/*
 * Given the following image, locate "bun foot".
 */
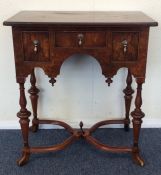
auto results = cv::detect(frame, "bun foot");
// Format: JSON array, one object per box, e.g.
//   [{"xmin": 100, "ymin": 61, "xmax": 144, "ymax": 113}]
[
  {"xmin": 17, "ymin": 151, "xmax": 30, "ymax": 166},
  {"xmin": 30, "ymin": 124, "xmax": 39, "ymax": 133},
  {"xmin": 132, "ymin": 153, "xmax": 145, "ymax": 167},
  {"xmin": 124, "ymin": 124, "xmax": 129, "ymax": 132}
]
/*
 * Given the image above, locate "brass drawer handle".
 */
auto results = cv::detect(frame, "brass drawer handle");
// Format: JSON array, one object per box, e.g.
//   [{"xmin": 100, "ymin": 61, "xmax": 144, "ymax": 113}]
[
  {"xmin": 122, "ymin": 40, "xmax": 128, "ymax": 53},
  {"xmin": 77, "ymin": 33, "xmax": 84, "ymax": 46},
  {"xmin": 33, "ymin": 40, "xmax": 39, "ymax": 53}
]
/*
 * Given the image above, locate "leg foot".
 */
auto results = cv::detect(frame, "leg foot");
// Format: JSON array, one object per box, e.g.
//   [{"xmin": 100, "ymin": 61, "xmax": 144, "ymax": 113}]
[
  {"xmin": 132, "ymin": 152, "xmax": 145, "ymax": 167},
  {"xmin": 30, "ymin": 118, "xmax": 39, "ymax": 133},
  {"xmin": 17, "ymin": 150, "xmax": 30, "ymax": 166},
  {"xmin": 124, "ymin": 124, "xmax": 129, "ymax": 131},
  {"xmin": 30, "ymin": 123, "xmax": 39, "ymax": 133}
]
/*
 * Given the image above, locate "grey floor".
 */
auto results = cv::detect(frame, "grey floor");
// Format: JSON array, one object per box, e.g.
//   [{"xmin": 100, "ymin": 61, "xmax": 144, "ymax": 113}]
[{"xmin": 0, "ymin": 128, "xmax": 161, "ymax": 175}]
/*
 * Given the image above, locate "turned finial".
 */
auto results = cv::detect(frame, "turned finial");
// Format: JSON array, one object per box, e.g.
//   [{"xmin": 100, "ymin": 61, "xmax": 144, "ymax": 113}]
[{"xmin": 79, "ymin": 121, "xmax": 84, "ymax": 134}]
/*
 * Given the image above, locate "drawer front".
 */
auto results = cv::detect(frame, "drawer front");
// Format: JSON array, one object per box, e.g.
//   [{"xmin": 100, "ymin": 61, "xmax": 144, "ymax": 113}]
[
  {"xmin": 22, "ymin": 31, "xmax": 50, "ymax": 61},
  {"xmin": 55, "ymin": 31, "xmax": 106, "ymax": 48},
  {"xmin": 112, "ymin": 32, "xmax": 139, "ymax": 62}
]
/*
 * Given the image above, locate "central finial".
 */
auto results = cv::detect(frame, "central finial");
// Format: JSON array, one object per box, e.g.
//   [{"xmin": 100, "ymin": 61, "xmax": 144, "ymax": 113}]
[{"xmin": 79, "ymin": 121, "xmax": 84, "ymax": 134}]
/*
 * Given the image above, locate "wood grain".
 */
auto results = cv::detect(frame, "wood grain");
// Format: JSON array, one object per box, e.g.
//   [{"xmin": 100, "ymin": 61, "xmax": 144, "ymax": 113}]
[
  {"xmin": 3, "ymin": 11, "xmax": 158, "ymax": 166},
  {"xmin": 3, "ymin": 11, "xmax": 158, "ymax": 26}
]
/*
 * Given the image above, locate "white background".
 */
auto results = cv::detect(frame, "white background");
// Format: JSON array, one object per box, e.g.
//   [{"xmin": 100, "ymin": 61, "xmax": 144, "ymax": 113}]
[{"xmin": 0, "ymin": 0, "xmax": 161, "ymax": 128}]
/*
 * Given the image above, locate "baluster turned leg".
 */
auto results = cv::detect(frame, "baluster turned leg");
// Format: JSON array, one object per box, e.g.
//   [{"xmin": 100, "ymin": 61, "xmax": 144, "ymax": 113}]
[
  {"xmin": 131, "ymin": 79, "xmax": 145, "ymax": 166},
  {"xmin": 28, "ymin": 69, "xmax": 40, "ymax": 132},
  {"xmin": 123, "ymin": 69, "xmax": 134, "ymax": 131},
  {"xmin": 17, "ymin": 78, "xmax": 31, "ymax": 166}
]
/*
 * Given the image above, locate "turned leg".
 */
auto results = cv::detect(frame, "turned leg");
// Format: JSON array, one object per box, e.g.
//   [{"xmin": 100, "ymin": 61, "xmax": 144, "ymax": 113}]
[
  {"xmin": 28, "ymin": 69, "xmax": 40, "ymax": 132},
  {"xmin": 131, "ymin": 78, "xmax": 145, "ymax": 166},
  {"xmin": 123, "ymin": 69, "xmax": 134, "ymax": 131},
  {"xmin": 17, "ymin": 78, "xmax": 31, "ymax": 166}
]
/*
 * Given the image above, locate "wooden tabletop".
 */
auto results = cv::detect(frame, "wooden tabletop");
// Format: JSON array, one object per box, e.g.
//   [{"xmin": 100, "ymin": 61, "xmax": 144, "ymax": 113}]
[{"xmin": 3, "ymin": 11, "xmax": 158, "ymax": 26}]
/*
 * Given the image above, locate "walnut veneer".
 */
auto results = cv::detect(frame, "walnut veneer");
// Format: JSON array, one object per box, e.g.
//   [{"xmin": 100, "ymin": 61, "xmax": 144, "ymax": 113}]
[{"xmin": 3, "ymin": 11, "xmax": 158, "ymax": 166}]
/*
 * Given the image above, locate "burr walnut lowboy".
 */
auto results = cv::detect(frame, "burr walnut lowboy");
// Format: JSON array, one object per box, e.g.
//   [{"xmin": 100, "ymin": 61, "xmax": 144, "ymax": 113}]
[{"xmin": 3, "ymin": 11, "xmax": 158, "ymax": 166}]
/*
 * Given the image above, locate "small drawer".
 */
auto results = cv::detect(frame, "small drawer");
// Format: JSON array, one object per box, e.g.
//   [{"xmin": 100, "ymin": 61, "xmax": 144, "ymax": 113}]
[
  {"xmin": 112, "ymin": 32, "xmax": 139, "ymax": 62},
  {"xmin": 22, "ymin": 31, "xmax": 50, "ymax": 61},
  {"xmin": 55, "ymin": 31, "xmax": 106, "ymax": 48}
]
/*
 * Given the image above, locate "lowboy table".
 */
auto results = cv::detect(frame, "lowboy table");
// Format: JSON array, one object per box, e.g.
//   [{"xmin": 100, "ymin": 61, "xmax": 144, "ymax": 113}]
[{"xmin": 3, "ymin": 11, "xmax": 158, "ymax": 166}]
